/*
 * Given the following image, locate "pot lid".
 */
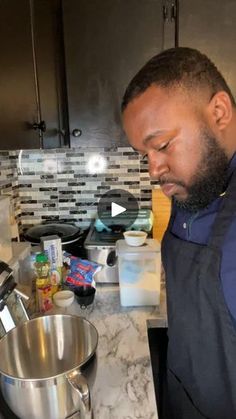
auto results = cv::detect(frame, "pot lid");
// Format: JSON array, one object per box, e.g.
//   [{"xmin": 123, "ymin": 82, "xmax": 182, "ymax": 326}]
[{"xmin": 24, "ymin": 223, "xmax": 82, "ymax": 244}]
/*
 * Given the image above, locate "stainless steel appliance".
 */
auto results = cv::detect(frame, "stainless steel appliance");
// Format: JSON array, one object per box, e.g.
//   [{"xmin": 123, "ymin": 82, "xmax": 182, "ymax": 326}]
[
  {"xmin": 84, "ymin": 224, "xmax": 122, "ymax": 283},
  {"xmin": 0, "ymin": 261, "xmax": 29, "ymax": 334},
  {"xmin": 84, "ymin": 210, "xmax": 153, "ymax": 283},
  {"xmin": 0, "ymin": 314, "xmax": 98, "ymax": 419}
]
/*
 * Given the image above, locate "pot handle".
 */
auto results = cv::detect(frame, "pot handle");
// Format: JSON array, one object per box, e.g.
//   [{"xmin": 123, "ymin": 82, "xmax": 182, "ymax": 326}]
[{"xmin": 66, "ymin": 369, "xmax": 92, "ymax": 419}]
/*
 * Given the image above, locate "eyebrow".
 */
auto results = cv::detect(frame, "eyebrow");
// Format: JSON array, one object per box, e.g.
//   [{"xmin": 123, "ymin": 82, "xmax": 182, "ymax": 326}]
[
  {"xmin": 131, "ymin": 129, "xmax": 172, "ymax": 153},
  {"xmin": 143, "ymin": 129, "xmax": 169, "ymax": 145}
]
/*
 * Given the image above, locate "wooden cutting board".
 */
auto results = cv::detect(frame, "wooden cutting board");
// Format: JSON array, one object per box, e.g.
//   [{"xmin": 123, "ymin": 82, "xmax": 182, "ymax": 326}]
[{"xmin": 152, "ymin": 188, "xmax": 171, "ymax": 241}]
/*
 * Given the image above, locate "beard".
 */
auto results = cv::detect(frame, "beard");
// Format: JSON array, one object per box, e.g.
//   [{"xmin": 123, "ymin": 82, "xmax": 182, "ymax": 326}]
[{"xmin": 171, "ymin": 127, "xmax": 229, "ymax": 212}]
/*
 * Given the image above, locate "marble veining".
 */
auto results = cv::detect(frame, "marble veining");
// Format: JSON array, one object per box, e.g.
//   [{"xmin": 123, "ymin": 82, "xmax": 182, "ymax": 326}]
[{"xmin": 53, "ymin": 284, "xmax": 167, "ymax": 419}]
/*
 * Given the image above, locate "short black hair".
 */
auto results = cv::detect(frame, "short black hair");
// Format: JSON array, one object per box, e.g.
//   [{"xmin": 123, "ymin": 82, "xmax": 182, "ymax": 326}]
[{"xmin": 121, "ymin": 47, "xmax": 235, "ymax": 111}]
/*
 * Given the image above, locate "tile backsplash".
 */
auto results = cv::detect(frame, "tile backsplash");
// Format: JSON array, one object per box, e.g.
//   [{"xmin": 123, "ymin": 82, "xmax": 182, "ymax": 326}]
[{"xmin": 0, "ymin": 147, "xmax": 158, "ymax": 231}]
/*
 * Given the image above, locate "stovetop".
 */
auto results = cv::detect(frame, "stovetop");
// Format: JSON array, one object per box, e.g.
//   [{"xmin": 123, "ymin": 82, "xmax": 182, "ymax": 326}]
[
  {"xmin": 84, "ymin": 225, "xmax": 124, "ymax": 247},
  {"xmin": 84, "ymin": 222, "xmax": 153, "ymax": 248},
  {"xmin": 94, "ymin": 209, "xmax": 153, "ymax": 233}
]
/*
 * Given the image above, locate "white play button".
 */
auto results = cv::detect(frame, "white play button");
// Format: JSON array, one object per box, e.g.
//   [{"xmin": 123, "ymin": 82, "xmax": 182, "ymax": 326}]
[
  {"xmin": 111, "ymin": 202, "xmax": 126, "ymax": 217},
  {"xmin": 97, "ymin": 189, "xmax": 139, "ymax": 230}
]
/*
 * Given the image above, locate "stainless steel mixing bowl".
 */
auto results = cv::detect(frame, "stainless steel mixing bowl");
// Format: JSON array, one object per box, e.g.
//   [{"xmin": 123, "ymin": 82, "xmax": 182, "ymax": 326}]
[{"xmin": 0, "ymin": 314, "xmax": 98, "ymax": 419}]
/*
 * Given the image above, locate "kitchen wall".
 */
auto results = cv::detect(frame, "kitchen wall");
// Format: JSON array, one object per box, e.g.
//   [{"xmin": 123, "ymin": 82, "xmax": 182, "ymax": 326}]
[
  {"xmin": 0, "ymin": 151, "xmax": 21, "ymax": 222},
  {"xmin": 0, "ymin": 148, "xmax": 158, "ymax": 232}
]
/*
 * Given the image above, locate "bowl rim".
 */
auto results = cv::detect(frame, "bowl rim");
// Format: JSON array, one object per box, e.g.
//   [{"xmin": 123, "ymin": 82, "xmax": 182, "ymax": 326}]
[
  {"xmin": 123, "ymin": 230, "xmax": 147, "ymax": 237},
  {"xmin": 0, "ymin": 314, "xmax": 98, "ymax": 381},
  {"xmin": 53, "ymin": 290, "xmax": 74, "ymax": 301}
]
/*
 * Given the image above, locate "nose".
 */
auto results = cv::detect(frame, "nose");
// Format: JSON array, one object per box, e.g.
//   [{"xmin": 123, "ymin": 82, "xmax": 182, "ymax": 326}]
[{"xmin": 148, "ymin": 150, "xmax": 169, "ymax": 180}]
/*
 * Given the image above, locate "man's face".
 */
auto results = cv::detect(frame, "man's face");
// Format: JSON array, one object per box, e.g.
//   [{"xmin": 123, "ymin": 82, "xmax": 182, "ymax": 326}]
[{"xmin": 122, "ymin": 85, "xmax": 229, "ymax": 211}]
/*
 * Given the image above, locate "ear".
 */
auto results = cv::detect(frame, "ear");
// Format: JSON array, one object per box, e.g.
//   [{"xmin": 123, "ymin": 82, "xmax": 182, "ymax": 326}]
[{"xmin": 208, "ymin": 91, "xmax": 233, "ymax": 131}]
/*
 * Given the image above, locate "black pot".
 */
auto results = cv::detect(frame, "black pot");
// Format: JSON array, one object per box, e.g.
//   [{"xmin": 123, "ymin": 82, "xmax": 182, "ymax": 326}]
[{"xmin": 24, "ymin": 223, "xmax": 88, "ymax": 257}]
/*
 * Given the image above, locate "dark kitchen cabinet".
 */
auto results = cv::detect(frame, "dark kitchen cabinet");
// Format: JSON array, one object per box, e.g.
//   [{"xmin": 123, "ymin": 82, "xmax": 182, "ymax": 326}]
[
  {"xmin": 61, "ymin": 0, "xmax": 236, "ymax": 148},
  {"xmin": 62, "ymin": 0, "xmax": 175, "ymax": 147},
  {"xmin": 178, "ymin": 0, "xmax": 236, "ymax": 99},
  {"xmin": 0, "ymin": 0, "xmax": 69, "ymax": 150}
]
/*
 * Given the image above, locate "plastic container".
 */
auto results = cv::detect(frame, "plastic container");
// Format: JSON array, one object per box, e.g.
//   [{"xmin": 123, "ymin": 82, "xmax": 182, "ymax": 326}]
[
  {"xmin": 41, "ymin": 235, "xmax": 63, "ymax": 293},
  {"xmin": 9, "ymin": 242, "xmax": 32, "ymax": 284},
  {"xmin": 116, "ymin": 239, "xmax": 161, "ymax": 307}
]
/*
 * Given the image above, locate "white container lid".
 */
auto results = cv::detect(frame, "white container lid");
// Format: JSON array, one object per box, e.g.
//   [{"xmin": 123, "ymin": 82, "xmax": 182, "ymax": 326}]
[{"xmin": 116, "ymin": 239, "xmax": 160, "ymax": 255}]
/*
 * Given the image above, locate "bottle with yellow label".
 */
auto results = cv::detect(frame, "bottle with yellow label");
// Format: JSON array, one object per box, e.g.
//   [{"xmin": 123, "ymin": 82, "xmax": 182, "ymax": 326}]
[{"xmin": 34, "ymin": 253, "xmax": 53, "ymax": 312}]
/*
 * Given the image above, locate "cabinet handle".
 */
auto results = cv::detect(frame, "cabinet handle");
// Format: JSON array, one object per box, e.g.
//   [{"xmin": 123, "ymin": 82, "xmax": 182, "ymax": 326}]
[
  {"xmin": 72, "ymin": 128, "xmax": 82, "ymax": 137},
  {"xmin": 32, "ymin": 120, "xmax": 46, "ymax": 132},
  {"xmin": 163, "ymin": 5, "xmax": 168, "ymax": 21},
  {"xmin": 171, "ymin": 3, "xmax": 176, "ymax": 21}
]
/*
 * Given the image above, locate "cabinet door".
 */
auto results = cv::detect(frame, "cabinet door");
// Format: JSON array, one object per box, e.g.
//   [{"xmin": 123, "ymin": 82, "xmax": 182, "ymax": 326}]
[
  {"xmin": 63, "ymin": 0, "xmax": 167, "ymax": 148},
  {"xmin": 33, "ymin": 0, "xmax": 70, "ymax": 149},
  {"xmin": 178, "ymin": 0, "xmax": 236, "ymax": 98},
  {"xmin": 0, "ymin": 0, "xmax": 69, "ymax": 150},
  {"xmin": 0, "ymin": 0, "xmax": 39, "ymax": 149}
]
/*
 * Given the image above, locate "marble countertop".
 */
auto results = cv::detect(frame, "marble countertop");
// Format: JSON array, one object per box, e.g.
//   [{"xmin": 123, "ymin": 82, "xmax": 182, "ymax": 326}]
[
  {"xmin": 0, "ymin": 242, "xmax": 169, "ymax": 418},
  {"xmin": 48, "ymin": 283, "xmax": 167, "ymax": 419},
  {"xmin": 2, "ymin": 273, "xmax": 167, "ymax": 419}
]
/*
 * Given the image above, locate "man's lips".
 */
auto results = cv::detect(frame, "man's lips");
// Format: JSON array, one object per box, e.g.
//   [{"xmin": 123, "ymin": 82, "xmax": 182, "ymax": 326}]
[{"xmin": 160, "ymin": 183, "xmax": 180, "ymax": 197}]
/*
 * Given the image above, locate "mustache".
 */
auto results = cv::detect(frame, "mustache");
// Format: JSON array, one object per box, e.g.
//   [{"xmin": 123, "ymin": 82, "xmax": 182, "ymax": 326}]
[{"xmin": 152, "ymin": 177, "xmax": 186, "ymax": 188}]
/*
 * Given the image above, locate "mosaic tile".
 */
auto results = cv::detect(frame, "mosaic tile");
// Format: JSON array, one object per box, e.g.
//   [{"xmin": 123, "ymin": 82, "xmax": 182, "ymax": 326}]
[{"xmin": 0, "ymin": 147, "xmax": 155, "ymax": 228}]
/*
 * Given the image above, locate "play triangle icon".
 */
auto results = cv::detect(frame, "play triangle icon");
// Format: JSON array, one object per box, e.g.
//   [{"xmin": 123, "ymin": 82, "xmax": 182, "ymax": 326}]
[{"xmin": 111, "ymin": 202, "xmax": 126, "ymax": 217}]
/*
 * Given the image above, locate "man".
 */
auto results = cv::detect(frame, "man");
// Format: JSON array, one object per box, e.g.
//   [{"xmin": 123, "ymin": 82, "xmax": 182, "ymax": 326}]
[{"xmin": 121, "ymin": 47, "xmax": 236, "ymax": 419}]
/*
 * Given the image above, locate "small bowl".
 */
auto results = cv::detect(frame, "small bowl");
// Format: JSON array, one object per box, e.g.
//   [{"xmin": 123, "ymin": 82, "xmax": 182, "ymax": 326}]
[
  {"xmin": 123, "ymin": 230, "xmax": 147, "ymax": 246},
  {"xmin": 74, "ymin": 286, "xmax": 96, "ymax": 308},
  {"xmin": 53, "ymin": 290, "xmax": 74, "ymax": 308}
]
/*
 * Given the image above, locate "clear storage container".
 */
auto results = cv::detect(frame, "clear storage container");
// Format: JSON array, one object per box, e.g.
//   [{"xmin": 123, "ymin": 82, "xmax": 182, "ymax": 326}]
[{"xmin": 116, "ymin": 239, "xmax": 161, "ymax": 307}]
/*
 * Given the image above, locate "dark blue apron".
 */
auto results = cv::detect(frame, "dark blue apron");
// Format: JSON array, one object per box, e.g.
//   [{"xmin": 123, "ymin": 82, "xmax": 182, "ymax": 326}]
[{"xmin": 161, "ymin": 170, "xmax": 236, "ymax": 419}]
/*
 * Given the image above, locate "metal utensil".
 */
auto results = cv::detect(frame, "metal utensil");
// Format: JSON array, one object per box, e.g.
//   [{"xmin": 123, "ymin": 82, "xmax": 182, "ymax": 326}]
[{"xmin": 0, "ymin": 261, "xmax": 30, "ymax": 333}]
